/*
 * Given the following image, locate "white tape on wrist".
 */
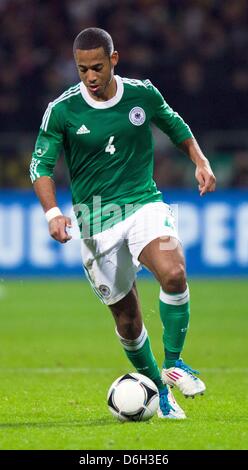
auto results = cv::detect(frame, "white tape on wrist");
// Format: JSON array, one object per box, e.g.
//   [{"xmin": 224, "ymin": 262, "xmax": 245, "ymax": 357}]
[{"xmin": 45, "ymin": 207, "xmax": 62, "ymax": 223}]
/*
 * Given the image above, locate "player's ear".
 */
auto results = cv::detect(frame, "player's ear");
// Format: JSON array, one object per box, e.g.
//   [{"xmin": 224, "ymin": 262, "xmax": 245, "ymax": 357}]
[{"xmin": 110, "ymin": 51, "xmax": 119, "ymax": 67}]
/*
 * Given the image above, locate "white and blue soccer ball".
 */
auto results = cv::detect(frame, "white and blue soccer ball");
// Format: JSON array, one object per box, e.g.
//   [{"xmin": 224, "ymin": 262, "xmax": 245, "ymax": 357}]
[{"xmin": 107, "ymin": 373, "xmax": 159, "ymax": 422}]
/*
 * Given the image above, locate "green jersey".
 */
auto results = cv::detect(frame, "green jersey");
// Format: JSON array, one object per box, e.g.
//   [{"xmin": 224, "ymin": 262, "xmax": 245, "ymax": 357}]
[{"xmin": 30, "ymin": 75, "xmax": 193, "ymax": 237}]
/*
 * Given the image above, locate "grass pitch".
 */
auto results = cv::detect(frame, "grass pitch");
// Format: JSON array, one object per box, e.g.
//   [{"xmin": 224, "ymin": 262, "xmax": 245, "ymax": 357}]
[{"xmin": 0, "ymin": 279, "xmax": 247, "ymax": 450}]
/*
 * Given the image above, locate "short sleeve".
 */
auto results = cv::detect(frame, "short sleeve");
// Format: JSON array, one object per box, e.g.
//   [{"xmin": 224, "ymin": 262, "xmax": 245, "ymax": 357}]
[
  {"xmin": 148, "ymin": 82, "xmax": 193, "ymax": 145},
  {"xmin": 30, "ymin": 105, "xmax": 63, "ymax": 183}
]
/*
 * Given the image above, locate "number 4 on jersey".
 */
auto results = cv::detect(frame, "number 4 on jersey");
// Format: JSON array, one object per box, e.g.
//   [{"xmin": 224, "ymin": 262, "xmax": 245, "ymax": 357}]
[{"xmin": 105, "ymin": 136, "xmax": 116, "ymax": 155}]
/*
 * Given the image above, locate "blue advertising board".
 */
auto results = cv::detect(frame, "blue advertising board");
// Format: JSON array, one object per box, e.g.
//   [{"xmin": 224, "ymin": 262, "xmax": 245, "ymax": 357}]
[{"xmin": 0, "ymin": 190, "xmax": 247, "ymax": 277}]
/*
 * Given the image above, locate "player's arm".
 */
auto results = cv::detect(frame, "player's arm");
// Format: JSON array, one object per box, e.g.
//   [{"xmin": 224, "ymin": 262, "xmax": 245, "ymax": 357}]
[
  {"xmin": 30, "ymin": 106, "xmax": 72, "ymax": 243},
  {"xmin": 33, "ymin": 176, "xmax": 72, "ymax": 243},
  {"xmin": 150, "ymin": 83, "xmax": 216, "ymax": 196},
  {"xmin": 178, "ymin": 137, "xmax": 216, "ymax": 196}
]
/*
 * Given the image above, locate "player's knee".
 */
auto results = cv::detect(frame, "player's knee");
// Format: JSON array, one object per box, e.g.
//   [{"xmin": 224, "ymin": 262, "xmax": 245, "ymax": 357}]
[{"xmin": 160, "ymin": 264, "xmax": 187, "ymax": 293}]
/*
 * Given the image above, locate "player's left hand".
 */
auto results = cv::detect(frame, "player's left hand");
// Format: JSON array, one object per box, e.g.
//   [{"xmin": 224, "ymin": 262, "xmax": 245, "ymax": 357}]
[{"xmin": 195, "ymin": 163, "xmax": 216, "ymax": 196}]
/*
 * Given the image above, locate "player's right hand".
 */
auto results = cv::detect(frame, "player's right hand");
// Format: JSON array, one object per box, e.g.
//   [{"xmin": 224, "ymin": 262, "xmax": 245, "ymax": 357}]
[{"xmin": 49, "ymin": 215, "xmax": 72, "ymax": 243}]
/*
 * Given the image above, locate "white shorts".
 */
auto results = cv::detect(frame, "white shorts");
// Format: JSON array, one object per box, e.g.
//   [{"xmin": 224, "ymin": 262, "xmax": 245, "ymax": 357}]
[{"xmin": 81, "ymin": 201, "xmax": 179, "ymax": 305}]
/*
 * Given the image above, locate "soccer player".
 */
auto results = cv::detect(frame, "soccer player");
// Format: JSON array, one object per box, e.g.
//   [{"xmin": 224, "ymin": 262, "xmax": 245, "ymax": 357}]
[{"xmin": 30, "ymin": 28, "xmax": 216, "ymax": 419}]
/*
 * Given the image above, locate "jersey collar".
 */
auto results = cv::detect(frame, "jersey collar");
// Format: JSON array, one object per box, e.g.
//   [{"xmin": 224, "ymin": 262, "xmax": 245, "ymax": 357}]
[{"xmin": 80, "ymin": 75, "xmax": 124, "ymax": 109}]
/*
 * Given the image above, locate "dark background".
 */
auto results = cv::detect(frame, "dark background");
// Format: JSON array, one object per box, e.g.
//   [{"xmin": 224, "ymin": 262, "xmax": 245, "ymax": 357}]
[{"xmin": 0, "ymin": 0, "xmax": 248, "ymax": 190}]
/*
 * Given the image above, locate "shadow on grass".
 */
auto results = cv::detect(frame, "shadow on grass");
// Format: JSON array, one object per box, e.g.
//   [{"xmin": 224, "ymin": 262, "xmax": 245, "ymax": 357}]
[{"xmin": 0, "ymin": 418, "xmax": 119, "ymax": 428}]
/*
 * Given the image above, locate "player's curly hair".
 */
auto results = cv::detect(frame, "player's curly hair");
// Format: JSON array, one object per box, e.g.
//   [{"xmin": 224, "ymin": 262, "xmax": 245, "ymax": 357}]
[{"xmin": 73, "ymin": 28, "xmax": 114, "ymax": 57}]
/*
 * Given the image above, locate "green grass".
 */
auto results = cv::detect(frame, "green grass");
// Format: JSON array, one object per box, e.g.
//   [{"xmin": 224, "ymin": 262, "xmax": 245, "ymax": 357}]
[{"xmin": 0, "ymin": 279, "xmax": 247, "ymax": 450}]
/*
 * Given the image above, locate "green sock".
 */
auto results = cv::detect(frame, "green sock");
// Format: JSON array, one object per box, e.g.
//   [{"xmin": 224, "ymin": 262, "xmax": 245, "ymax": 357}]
[
  {"xmin": 159, "ymin": 285, "xmax": 190, "ymax": 369},
  {"xmin": 116, "ymin": 325, "xmax": 164, "ymax": 391}
]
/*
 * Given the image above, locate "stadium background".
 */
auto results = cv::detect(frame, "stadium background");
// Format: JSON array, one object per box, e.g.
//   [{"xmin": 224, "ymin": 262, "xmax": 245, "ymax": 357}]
[
  {"xmin": 1, "ymin": 0, "xmax": 248, "ymax": 277},
  {"xmin": 0, "ymin": 0, "xmax": 247, "ymax": 451}
]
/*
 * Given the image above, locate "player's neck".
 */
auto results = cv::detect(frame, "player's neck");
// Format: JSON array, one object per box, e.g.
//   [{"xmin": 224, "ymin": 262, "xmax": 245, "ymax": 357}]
[{"xmin": 105, "ymin": 77, "xmax": 117, "ymax": 100}]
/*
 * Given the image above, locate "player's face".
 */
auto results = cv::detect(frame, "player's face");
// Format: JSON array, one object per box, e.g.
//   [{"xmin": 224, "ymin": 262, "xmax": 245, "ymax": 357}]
[{"xmin": 74, "ymin": 47, "xmax": 119, "ymax": 100}]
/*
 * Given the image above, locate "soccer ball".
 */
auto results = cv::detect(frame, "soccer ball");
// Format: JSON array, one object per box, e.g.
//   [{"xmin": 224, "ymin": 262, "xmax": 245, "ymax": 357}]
[{"xmin": 107, "ymin": 373, "xmax": 159, "ymax": 422}]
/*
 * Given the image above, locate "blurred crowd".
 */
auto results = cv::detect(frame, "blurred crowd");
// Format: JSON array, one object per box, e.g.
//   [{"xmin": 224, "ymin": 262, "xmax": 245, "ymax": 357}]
[{"xmin": 0, "ymin": 0, "xmax": 248, "ymax": 189}]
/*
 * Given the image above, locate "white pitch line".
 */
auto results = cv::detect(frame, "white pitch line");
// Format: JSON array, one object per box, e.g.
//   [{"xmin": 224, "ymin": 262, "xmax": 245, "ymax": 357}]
[{"xmin": 0, "ymin": 367, "xmax": 247, "ymax": 374}]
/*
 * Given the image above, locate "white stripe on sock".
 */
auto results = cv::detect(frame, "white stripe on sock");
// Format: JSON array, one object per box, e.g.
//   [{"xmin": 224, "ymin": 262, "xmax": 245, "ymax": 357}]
[
  {"xmin": 115, "ymin": 324, "xmax": 148, "ymax": 351},
  {"xmin": 159, "ymin": 285, "xmax": 190, "ymax": 305}
]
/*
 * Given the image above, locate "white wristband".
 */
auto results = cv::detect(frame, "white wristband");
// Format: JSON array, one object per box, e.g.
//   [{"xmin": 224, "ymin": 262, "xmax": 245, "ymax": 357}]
[{"xmin": 45, "ymin": 207, "xmax": 62, "ymax": 223}]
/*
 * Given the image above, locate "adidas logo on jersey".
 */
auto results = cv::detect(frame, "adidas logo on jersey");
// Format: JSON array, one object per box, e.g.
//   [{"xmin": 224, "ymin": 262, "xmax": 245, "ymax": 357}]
[{"xmin": 76, "ymin": 124, "xmax": 90, "ymax": 134}]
